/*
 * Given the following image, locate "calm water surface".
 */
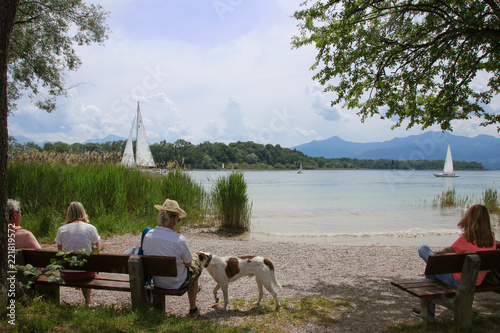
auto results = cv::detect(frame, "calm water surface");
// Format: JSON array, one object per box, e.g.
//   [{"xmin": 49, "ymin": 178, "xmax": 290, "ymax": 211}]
[{"xmin": 188, "ymin": 170, "xmax": 500, "ymax": 247}]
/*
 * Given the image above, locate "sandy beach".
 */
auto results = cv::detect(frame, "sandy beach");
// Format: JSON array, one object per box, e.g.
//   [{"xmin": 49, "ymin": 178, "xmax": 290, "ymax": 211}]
[{"xmin": 52, "ymin": 229, "xmax": 500, "ymax": 332}]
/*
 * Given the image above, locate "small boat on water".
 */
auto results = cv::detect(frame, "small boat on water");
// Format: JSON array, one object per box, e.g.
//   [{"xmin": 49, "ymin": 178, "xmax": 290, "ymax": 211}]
[
  {"xmin": 121, "ymin": 102, "xmax": 156, "ymax": 168},
  {"xmin": 297, "ymin": 162, "xmax": 302, "ymax": 174},
  {"xmin": 434, "ymin": 144, "xmax": 459, "ymax": 177}
]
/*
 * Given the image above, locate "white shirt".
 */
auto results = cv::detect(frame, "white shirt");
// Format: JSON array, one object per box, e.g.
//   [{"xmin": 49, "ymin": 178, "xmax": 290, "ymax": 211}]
[
  {"xmin": 142, "ymin": 226, "xmax": 193, "ymax": 289},
  {"xmin": 55, "ymin": 222, "xmax": 101, "ymax": 252}
]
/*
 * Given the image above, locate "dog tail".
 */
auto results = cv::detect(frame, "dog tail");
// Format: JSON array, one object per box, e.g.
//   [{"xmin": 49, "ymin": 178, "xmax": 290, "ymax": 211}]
[
  {"xmin": 264, "ymin": 258, "xmax": 282, "ymax": 289},
  {"xmin": 271, "ymin": 270, "xmax": 282, "ymax": 290}
]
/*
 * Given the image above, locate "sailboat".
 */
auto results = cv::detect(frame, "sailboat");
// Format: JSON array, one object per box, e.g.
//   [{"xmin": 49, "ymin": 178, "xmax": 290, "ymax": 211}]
[
  {"xmin": 297, "ymin": 162, "xmax": 303, "ymax": 174},
  {"xmin": 433, "ymin": 144, "xmax": 458, "ymax": 177},
  {"xmin": 121, "ymin": 102, "xmax": 156, "ymax": 168}
]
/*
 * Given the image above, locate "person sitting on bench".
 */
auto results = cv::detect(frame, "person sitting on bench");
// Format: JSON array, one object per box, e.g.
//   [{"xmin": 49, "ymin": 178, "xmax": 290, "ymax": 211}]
[
  {"xmin": 142, "ymin": 199, "xmax": 204, "ymax": 319},
  {"xmin": 8, "ymin": 199, "xmax": 41, "ymax": 249},
  {"xmin": 413, "ymin": 204, "xmax": 500, "ymax": 315},
  {"xmin": 55, "ymin": 201, "xmax": 101, "ymax": 306}
]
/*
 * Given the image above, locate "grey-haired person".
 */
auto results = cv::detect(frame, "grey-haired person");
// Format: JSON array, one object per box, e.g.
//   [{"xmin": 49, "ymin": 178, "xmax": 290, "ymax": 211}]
[
  {"xmin": 7, "ymin": 199, "xmax": 41, "ymax": 249},
  {"xmin": 142, "ymin": 199, "xmax": 203, "ymax": 319}
]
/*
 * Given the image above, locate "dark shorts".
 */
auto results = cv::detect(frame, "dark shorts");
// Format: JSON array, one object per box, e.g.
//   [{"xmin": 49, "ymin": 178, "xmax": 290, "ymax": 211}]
[{"xmin": 179, "ymin": 254, "xmax": 203, "ymax": 289}]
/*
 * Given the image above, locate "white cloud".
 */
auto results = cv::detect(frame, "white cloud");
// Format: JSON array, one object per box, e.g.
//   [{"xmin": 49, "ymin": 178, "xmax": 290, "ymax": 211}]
[{"xmin": 7, "ymin": 0, "xmax": 500, "ymax": 148}]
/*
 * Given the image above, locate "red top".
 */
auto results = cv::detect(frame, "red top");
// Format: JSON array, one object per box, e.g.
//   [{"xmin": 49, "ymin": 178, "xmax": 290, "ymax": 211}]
[
  {"xmin": 13, "ymin": 227, "xmax": 41, "ymax": 250},
  {"xmin": 452, "ymin": 234, "xmax": 496, "ymax": 285}
]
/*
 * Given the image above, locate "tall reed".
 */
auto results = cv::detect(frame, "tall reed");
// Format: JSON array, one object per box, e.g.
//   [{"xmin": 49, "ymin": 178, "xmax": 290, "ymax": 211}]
[
  {"xmin": 432, "ymin": 188, "xmax": 470, "ymax": 209},
  {"xmin": 7, "ymin": 161, "xmax": 207, "ymax": 240},
  {"xmin": 212, "ymin": 171, "xmax": 252, "ymax": 233},
  {"xmin": 482, "ymin": 188, "xmax": 499, "ymax": 214}
]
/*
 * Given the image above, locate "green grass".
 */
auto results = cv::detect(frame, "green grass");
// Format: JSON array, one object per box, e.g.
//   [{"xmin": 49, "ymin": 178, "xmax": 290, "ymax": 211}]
[
  {"xmin": 0, "ymin": 298, "xmax": 247, "ymax": 333},
  {"xmin": 3, "ymin": 296, "xmax": 499, "ymax": 333},
  {"xmin": 0, "ymin": 296, "xmax": 352, "ymax": 333}
]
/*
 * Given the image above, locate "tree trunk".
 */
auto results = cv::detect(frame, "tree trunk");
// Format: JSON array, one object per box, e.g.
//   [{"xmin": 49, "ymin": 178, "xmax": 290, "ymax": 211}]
[{"xmin": 0, "ymin": 0, "xmax": 19, "ymax": 299}]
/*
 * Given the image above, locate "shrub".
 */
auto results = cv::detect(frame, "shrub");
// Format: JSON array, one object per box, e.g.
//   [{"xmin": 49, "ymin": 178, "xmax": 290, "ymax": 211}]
[{"xmin": 212, "ymin": 171, "xmax": 252, "ymax": 233}]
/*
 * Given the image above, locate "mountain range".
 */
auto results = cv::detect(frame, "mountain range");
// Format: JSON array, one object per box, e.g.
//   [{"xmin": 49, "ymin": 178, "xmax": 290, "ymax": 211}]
[{"xmin": 293, "ymin": 131, "xmax": 500, "ymax": 170}]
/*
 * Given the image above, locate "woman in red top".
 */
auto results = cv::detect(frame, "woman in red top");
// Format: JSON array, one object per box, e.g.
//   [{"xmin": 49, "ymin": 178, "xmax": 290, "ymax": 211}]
[
  {"xmin": 413, "ymin": 204, "xmax": 500, "ymax": 316},
  {"xmin": 418, "ymin": 204, "xmax": 499, "ymax": 287}
]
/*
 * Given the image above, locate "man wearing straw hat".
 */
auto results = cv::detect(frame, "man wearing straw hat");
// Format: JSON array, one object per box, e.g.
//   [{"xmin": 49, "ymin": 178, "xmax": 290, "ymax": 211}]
[{"xmin": 142, "ymin": 199, "xmax": 203, "ymax": 319}]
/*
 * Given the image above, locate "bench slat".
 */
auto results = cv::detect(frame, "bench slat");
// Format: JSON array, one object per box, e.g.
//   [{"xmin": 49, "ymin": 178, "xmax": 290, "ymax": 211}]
[
  {"xmin": 392, "ymin": 279, "xmax": 457, "ymax": 298},
  {"xmin": 152, "ymin": 286, "xmax": 189, "ymax": 296},
  {"xmin": 425, "ymin": 250, "xmax": 500, "ymax": 275},
  {"xmin": 36, "ymin": 274, "xmax": 131, "ymax": 291},
  {"xmin": 392, "ymin": 278, "xmax": 500, "ymax": 298},
  {"xmin": 21, "ymin": 249, "xmax": 130, "ymax": 274},
  {"xmin": 141, "ymin": 256, "xmax": 178, "ymax": 277}
]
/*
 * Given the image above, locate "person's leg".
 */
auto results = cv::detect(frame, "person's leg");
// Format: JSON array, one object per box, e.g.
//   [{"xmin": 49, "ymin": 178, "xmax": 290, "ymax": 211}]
[
  {"xmin": 188, "ymin": 278, "xmax": 199, "ymax": 310},
  {"xmin": 435, "ymin": 273, "xmax": 459, "ymax": 287},
  {"xmin": 82, "ymin": 288, "xmax": 92, "ymax": 305},
  {"xmin": 418, "ymin": 245, "xmax": 459, "ymax": 287},
  {"xmin": 418, "ymin": 244, "xmax": 434, "ymax": 263},
  {"xmin": 181, "ymin": 255, "xmax": 204, "ymax": 317}
]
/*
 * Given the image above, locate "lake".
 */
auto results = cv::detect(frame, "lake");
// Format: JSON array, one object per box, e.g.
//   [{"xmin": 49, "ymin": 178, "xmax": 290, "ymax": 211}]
[{"xmin": 188, "ymin": 169, "xmax": 500, "ymax": 247}]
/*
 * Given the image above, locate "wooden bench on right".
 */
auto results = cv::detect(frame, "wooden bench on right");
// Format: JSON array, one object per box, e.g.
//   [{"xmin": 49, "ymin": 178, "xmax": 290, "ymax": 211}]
[{"xmin": 391, "ymin": 250, "xmax": 500, "ymax": 329}]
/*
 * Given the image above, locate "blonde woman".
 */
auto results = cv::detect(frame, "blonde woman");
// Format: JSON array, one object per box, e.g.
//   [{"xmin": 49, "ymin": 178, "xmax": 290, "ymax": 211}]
[
  {"xmin": 413, "ymin": 204, "xmax": 500, "ymax": 315},
  {"xmin": 55, "ymin": 201, "xmax": 100, "ymax": 306}
]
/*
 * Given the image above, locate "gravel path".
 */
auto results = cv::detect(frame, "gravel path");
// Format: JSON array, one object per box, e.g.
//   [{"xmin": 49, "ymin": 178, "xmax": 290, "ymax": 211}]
[{"xmin": 51, "ymin": 229, "xmax": 500, "ymax": 332}]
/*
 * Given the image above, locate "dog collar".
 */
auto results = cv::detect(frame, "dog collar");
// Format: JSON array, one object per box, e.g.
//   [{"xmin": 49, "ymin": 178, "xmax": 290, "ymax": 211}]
[{"xmin": 204, "ymin": 254, "xmax": 212, "ymax": 268}]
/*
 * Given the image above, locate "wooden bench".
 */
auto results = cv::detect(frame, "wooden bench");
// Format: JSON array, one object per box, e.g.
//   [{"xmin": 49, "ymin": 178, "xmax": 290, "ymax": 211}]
[
  {"xmin": 15, "ymin": 248, "xmax": 189, "ymax": 311},
  {"xmin": 391, "ymin": 250, "xmax": 500, "ymax": 328}
]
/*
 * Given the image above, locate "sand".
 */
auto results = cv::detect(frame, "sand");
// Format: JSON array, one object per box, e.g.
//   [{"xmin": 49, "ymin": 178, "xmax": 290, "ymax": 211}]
[{"xmin": 52, "ymin": 229, "xmax": 500, "ymax": 332}]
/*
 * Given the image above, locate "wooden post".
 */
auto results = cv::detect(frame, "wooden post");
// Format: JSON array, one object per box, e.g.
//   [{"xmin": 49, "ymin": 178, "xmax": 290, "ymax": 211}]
[
  {"xmin": 420, "ymin": 298, "xmax": 436, "ymax": 322},
  {"xmin": 128, "ymin": 255, "xmax": 147, "ymax": 310},
  {"xmin": 454, "ymin": 254, "xmax": 480, "ymax": 329}
]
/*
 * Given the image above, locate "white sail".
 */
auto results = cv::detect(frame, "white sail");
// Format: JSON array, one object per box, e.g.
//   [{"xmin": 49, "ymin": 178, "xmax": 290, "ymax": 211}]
[
  {"xmin": 433, "ymin": 144, "xmax": 458, "ymax": 177},
  {"xmin": 443, "ymin": 144, "xmax": 454, "ymax": 174},
  {"xmin": 135, "ymin": 103, "xmax": 156, "ymax": 168},
  {"xmin": 121, "ymin": 102, "xmax": 155, "ymax": 168},
  {"xmin": 121, "ymin": 115, "xmax": 136, "ymax": 168}
]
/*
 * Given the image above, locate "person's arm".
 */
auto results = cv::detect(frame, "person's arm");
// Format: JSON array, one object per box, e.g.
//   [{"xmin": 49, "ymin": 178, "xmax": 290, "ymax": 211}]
[
  {"xmin": 437, "ymin": 246, "xmax": 456, "ymax": 254},
  {"xmin": 184, "ymin": 262, "xmax": 192, "ymax": 267}
]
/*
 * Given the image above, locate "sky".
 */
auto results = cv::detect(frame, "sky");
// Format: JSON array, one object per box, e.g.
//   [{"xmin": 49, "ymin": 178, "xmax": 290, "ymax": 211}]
[{"xmin": 7, "ymin": 0, "xmax": 500, "ymax": 148}]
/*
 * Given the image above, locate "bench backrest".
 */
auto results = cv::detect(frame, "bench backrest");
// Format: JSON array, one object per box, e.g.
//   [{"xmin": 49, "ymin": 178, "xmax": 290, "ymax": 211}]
[
  {"xmin": 425, "ymin": 250, "xmax": 500, "ymax": 275},
  {"xmin": 17, "ymin": 249, "xmax": 178, "ymax": 277}
]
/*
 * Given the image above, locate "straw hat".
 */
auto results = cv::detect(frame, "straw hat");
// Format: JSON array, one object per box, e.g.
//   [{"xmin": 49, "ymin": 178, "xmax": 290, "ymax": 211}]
[{"xmin": 154, "ymin": 199, "xmax": 186, "ymax": 218}]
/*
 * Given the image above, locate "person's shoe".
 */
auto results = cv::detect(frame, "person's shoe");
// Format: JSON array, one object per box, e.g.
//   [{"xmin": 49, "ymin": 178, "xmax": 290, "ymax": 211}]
[
  {"xmin": 412, "ymin": 307, "xmax": 421, "ymax": 316},
  {"xmin": 188, "ymin": 307, "xmax": 200, "ymax": 319}
]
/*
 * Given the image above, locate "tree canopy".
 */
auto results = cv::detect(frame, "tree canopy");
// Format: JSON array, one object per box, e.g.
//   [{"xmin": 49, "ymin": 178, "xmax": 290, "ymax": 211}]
[
  {"xmin": 8, "ymin": 0, "xmax": 109, "ymax": 112},
  {"xmin": 292, "ymin": 0, "xmax": 500, "ymax": 131}
]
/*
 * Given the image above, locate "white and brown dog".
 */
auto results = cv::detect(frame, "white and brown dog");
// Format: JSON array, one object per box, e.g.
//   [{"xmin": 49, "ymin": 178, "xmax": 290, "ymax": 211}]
[{"xmin": 197, "ymin": 252, "xmax": 282, "ymax": 311}]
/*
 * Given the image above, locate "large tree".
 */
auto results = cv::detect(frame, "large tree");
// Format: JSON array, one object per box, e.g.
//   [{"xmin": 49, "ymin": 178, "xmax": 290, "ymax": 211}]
[
  {"xmin": 1, "ymin": 0, "xmax": 109, "ymax": 296},
  {"xmin": 292, "ymin": 0, "xmax": 500, "ymax": 131},
  {"xmin": 0, "ymin": 0, "xmax": 19, "ymax": 299}
]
